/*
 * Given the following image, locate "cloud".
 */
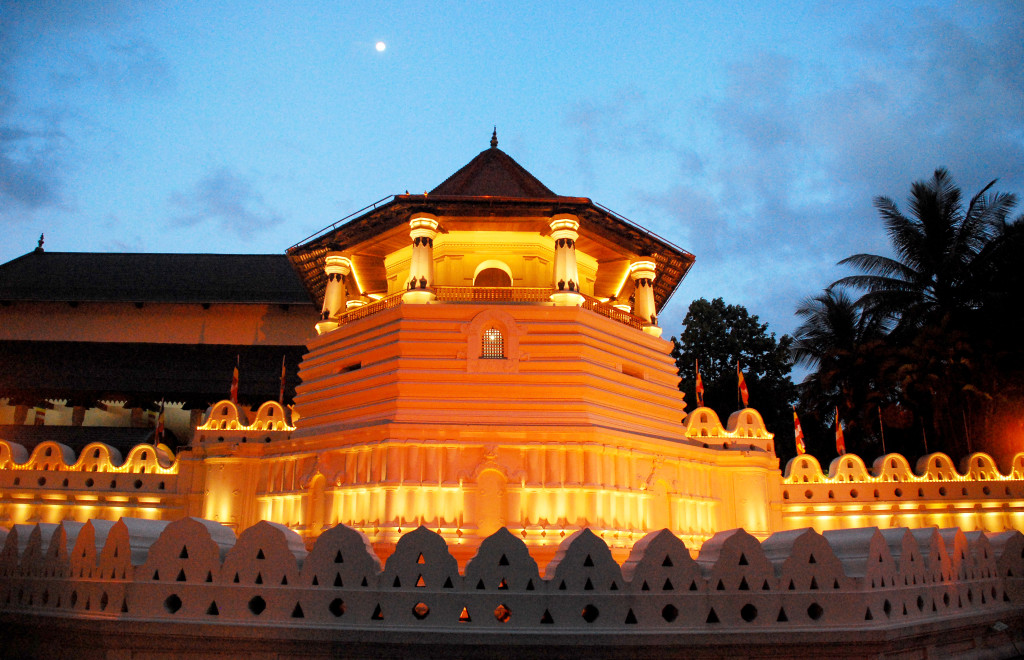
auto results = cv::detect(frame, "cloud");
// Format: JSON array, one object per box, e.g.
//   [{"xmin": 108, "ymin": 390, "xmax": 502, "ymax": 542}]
[
  {"xmin": 169, "ymin": 168, "xmax": 284, "ymax": 236},
  {"xmin": 49, "ymin": 38, "xmax": 174, "ymax": 97},
  {"xmin": 563, "ymin": 9, "xmax": 1024, "ymax": 341},
  {"xmin": 0, "ymin": 116, "xmax": 68, "ymax": 214},
  {"xmin": 0, "ymin": 1, "xmax": 172, "ymax": 221}
]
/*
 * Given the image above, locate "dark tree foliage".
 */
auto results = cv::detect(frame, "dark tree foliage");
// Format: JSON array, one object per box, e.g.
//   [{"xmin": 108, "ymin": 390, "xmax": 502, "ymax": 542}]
[
  {"xmin": 792, "ymin": 289, "xmax": 887, "ymax": 460},
  {"xmin": 671, "ymin": 298, "xmax": 798, "ymax": 462},
  {"xmin": 811, "ymin": 169, "xmax": 1024, "ymax": 463}
]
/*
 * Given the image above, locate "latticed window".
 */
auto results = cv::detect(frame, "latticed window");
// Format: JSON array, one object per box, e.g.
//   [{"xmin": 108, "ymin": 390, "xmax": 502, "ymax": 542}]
[{"xmin": 482, "ymin": 328, "xmax": 504, "ymax": 359}]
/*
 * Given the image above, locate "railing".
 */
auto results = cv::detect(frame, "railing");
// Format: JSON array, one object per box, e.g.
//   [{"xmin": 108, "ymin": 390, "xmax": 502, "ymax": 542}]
[
  {"xmin": 288, "ymin": 196, "xmax": 394, "ymax": 249},
  {"xmin": 335, "ymin": 292, "xmax": 403, "ymax": 325},
  {"xmin": 580, "ymin": 293, "xmax": 648, "ymax": 331},
  {"xmin": 433, "ymin": 286, "xmax": 552, "ymax": 303},
  {"xmin": 332, "ymin": 287, "xmax": 650, "ymax": 332}
]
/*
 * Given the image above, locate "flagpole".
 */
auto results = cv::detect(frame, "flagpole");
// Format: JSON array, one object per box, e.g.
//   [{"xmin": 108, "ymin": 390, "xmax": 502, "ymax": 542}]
[
  {"xmin": 279, "ymin": 355, "xmax": 287, "ymax": 405},
  {"xmin": 878, "ymin": 406, "xmax": 886, "ymax": 455}
]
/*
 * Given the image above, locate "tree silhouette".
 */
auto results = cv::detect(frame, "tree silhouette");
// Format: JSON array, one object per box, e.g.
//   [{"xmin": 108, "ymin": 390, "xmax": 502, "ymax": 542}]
[
  {"xmin": 672, "ymin": 298, "xmax": 797, "ymax": 461},
  {"xmin": 828, "ymin": 169, "xmax": 1022, "ymax": 460}
]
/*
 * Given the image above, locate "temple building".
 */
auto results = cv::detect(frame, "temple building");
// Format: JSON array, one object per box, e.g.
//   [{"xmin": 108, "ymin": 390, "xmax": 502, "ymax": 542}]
[
  {"xmin": 0, "ymin": 249, "xmax": 317, "ymax": 449},
  {"xmin": 2, "ymin": 134, "xmax": 1024, "ymax": 568},
  {"xmin": 4, "ymin": 134, "xmax": 1024, "ymax": 656}
]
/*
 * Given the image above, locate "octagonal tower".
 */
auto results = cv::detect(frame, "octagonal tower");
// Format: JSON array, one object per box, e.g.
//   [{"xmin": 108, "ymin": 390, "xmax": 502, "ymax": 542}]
[{"xmin": 254, "ymin": 134, "xmax": 783, "ymax": 564}]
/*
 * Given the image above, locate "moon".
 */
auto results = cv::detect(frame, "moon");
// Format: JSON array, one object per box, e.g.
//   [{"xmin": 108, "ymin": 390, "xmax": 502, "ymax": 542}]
[{"xmin": 375, "ymin": 41, "xmax": 386, "ymax": 52}]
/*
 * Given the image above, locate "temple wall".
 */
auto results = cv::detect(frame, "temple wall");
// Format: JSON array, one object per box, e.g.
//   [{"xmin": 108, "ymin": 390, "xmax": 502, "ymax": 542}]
[
  {"xmin": 1, "ymin": 518, "xmax": 1022, "ymax": 658},
  {"xmin": 0, "ymin": 440, "xmax": 190, "ymax": 527},
  {"xmin": 781, "ymin": 452, "xmax": 1024, "ymax": 535},
  {"xmin": 0, "ymin": 301, "xmax": 316, "ymax": 345},
  {"xmin": 7, "ymin": 404, "xmax": 1024, "ymax": 572},
  {"xmin": 293, "ymin": 302, "xmax": 688, "ymax": 439}
]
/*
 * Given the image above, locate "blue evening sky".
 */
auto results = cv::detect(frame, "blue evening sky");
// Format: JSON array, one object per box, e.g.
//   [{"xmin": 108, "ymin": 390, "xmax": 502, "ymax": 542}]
[{"xmin": 2, "ymin": 1, "xmax": 1022, "ymax": 346}]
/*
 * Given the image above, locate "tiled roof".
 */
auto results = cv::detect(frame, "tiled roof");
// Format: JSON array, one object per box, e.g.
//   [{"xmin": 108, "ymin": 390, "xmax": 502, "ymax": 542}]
[
  {"xmin": 0, "ymin": 251, "xmax": 313, "ymax": 304},
  {"xmin": 430, "ymin": 146, "xmax": 558, "ymax": 198}
]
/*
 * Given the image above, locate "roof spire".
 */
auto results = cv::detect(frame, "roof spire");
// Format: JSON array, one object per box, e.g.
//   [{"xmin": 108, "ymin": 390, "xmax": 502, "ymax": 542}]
[
  {"xmin": 35, "ymin": 233, "xmax": 45, "ymax": 252},
  {"xmin": 490, "ymin": 126, "xmax": 498, "ymax": 148}
]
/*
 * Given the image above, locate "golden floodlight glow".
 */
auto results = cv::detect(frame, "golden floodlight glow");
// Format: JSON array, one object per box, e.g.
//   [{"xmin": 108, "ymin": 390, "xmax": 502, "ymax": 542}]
[
  {"xmin": 628, "ymin": 260, "xmax": 656, "ymax": 276},
  {"xmin": 409, "ymin": 214, "xmax": 439, "ymax": 232}
]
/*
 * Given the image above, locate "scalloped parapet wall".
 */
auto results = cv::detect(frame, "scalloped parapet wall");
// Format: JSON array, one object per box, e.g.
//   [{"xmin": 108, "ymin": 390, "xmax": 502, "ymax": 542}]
[
  {"xmin": 680, "ymin": 406, "xmax": 775, "ymax": 454},
  {"xmin": 195, "ymin": 399, "xmax": 294, "ymax": 444},
  {"xmin": 1, "ymin": 518, "xmax": 1021, "ymax": 643},
  {"xmin": 784, "ymin": 451, "xmax": 1024, "ymax": 484},
  {"xmin": 0, "ymin": 439, "xmax": 183, "ymax": 528},
  {"xmin": 781, "ymin": 451, "xmax": 1024, "ymax": 534}
]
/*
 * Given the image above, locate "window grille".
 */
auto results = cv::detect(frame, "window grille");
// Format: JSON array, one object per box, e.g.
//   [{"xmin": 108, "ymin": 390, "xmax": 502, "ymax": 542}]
[{"xmin": 482, "ymin": 328, "xmax": 504, "ymax": 359}]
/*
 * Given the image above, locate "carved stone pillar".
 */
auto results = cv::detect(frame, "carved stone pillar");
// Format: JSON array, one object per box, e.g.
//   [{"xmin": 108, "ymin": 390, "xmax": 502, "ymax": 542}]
[
  {"xmin": 315, "ymin": 253, "xmax": 352, "ymax": 335},
  {"xmin": 629, "ymin": 258, "xmax": 661, "ymax": 337},
  {"xmin": 549, "ymin": 214, "xmax": 584, "ymax": 306},
  {"xmin": 403, "ymin": 212, "xmax": 439, "ymax": 304}
]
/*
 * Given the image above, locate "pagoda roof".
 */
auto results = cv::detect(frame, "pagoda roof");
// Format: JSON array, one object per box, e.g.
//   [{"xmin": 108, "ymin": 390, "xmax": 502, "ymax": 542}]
[
  {"xmin": 0, "ymin": 251, "xmax": 312, "ymax": 305},
  {"xmin": 288, "ymin": 137, "xmax": 694, "ymax": 312},
  {"xmin": 430, "ymin": 144, "xmax": 558, "ymax": 198}
]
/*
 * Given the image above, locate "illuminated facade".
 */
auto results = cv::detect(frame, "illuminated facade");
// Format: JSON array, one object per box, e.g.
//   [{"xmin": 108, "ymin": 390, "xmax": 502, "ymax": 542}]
[{"xmin": 2, "ymin": 136, "xmax": 1024, "ymax": 571}]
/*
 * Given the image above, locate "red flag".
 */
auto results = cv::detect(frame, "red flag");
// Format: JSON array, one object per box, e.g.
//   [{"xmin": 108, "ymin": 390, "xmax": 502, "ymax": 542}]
[
  {"xmin": 793, "ymin": 406, "xmax": 806, "ymax": 455},
  {"xmin": 33, "ymin": 406, "xmax": 45, "ymax": 426},
  {"xmin": 695, "ymin": 359, "xmax": 704, "ymax": 407},
  {"xmin": 835, "ymin": 406, "xmax": 846, "ymax": 455},
  {"xmin": 279, "ymin": 355, "xmax": 287, "ymax": 405},
  {"xmin": 737, "ymin": 363, "xmax": 749, "ymax": 407},
  {"xmin": 230, "ymin": 360, "xmax": 239, "ymax": 404}
]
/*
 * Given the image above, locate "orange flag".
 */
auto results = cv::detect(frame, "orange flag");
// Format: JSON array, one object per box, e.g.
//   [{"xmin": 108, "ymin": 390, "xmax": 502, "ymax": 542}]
[
  {"xmin": 835, "ymin": 406, "xmax": 846, "ymax": 455},
  {"xmin": 737, "ymin": 362, "xmax": 749, "ymax": 408},
  {"xmin": 695, "ymin": 360, "xmax": 704, "ymax": 407},
  {"xmin": 793, "ymin": 406, "xmax": 806, "ymax": 455},
  {"xmin": 230, "ymin": 356, "xmax": 240, "ymax": 404}
]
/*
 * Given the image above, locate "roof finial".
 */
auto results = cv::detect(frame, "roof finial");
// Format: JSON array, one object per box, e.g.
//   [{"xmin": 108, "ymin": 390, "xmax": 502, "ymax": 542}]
[
  {"xmin": 490, "ymin": 126, "xmax": 498, "ymax": 148},
  {"xmin": 35, "ymin": 233, "xmax": 44, "ymax": 252}
]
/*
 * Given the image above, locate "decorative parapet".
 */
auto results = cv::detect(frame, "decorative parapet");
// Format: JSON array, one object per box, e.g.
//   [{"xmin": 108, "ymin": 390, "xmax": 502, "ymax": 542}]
[
  {"xmin": 781, "ymin": 452, "xmax": 1024, "ymax": 535},
  {"xmin": 0, "ymin": 440, "xmax": 181, "ymax": 530},
  {"xmin": 0, "ymin": 440, "xmax": 176, "ymax": 476},
  {"xmin": 1, "ymin": 517, "xmax": 1021, "ymax": 644},
  {"xmin": 785, "ymin": 451, "xmax": 1024, "ymax": 484},
  {"xmin": 681, "ymin": 407, "xmax": 775, "ymax": 454},
  {"xmin": 195, "ymin": 400, "xmax": 294, "ymax": 443}
]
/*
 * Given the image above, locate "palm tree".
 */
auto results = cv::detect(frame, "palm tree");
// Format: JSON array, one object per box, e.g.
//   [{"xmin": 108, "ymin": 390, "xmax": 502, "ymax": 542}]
[
  {"xmin": 831, "ymin": 169, "xmax": 1019, "ymax": 458},
  {"xmin": 793, "ymin": 288, "xmax": 888, "ymax": 457},
  {"xmin": 834, "ymin": 168, "xmax": 1017, "ymax": 336}
]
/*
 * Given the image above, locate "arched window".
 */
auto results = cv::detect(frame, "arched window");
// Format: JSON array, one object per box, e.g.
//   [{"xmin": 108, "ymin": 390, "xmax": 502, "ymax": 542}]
[
  {"xmin": 482, "ymin": 328, "xmax": 504, "ymax": 359},
  {"xmin": 474, "ymin": 268, "xmax": 512, "ymax": 287}
]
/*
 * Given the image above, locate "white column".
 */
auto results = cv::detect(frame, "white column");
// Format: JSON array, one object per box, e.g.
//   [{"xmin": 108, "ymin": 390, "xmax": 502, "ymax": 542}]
[
  {"xmin": 315, "ymin": 253, "xmax": 351, "ymax": 335},
  {"xmin": 403, "ymin": 212, "xmax": 439, "ymax": 304},
  {"xmin": 629, "ymin": 259, "xmax": 661, "ymax": 337},
  {"xmin": 549, "ymin": 213, "xmax": 584, "ymax": 306}
]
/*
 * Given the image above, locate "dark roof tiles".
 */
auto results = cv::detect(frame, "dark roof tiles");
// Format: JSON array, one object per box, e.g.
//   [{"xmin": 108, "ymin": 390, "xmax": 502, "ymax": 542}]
[
  {"xmin": 430, "ymin": 147, "xmax": 558, "ymax": 199},
  {"xmin": 0, "ymin": 252, "xmax": 312, "ymax": 304}
]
